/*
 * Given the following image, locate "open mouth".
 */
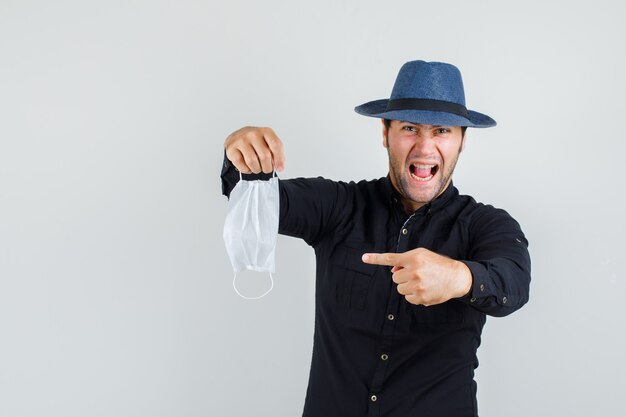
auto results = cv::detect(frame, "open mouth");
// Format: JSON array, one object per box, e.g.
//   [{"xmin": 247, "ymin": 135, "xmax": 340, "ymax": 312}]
[{"xmin": 409, "ymin": 163, "xmax": 439, "ymax": 182}]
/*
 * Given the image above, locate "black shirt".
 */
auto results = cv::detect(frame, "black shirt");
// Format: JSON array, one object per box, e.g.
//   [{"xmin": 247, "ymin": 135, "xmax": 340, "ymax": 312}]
[{"xmin": 221, "ymin": 159, "xmax": 531, "ymax": 417}]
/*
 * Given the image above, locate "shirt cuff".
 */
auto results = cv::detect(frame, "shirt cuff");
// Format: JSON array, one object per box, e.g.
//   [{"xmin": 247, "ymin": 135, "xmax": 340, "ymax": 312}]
[{"xmin": 458, "ymin": 260, "xmax": 509, "ymax": 307}]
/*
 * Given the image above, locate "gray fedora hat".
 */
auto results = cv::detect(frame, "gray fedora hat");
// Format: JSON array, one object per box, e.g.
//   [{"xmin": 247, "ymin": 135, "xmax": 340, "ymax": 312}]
[{"xmin": 355, "ymin": 60, "xmax": 496, "ymax": 128}]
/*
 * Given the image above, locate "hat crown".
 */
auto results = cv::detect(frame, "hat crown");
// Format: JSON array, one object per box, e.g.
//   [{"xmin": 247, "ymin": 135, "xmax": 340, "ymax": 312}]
[{"xmin": 390, "ymin": 60, "xmax": 466, "ymax": 106}]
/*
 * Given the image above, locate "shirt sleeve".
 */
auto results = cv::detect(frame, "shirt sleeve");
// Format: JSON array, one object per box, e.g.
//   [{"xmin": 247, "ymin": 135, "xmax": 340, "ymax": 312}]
[
  {"xmin": 458, "ymin": 206, "xmax": 531, "ymax": 317},
  {"xmin": 278, "ymin": 177, "xmax": 355, "ymax": 247},
  {"xmin": 220, "ymin": 152, "xmax": 353, "ymax": 247}
]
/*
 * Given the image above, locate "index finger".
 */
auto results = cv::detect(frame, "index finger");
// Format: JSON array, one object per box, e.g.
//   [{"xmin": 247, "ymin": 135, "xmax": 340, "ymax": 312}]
[
  {"xmin": 261, "ymin": 128, "xmax": 286, "ymax": 172},
  {"xmin": 362, "ymin": 252, "xmax": 403, "ymax": 267}
]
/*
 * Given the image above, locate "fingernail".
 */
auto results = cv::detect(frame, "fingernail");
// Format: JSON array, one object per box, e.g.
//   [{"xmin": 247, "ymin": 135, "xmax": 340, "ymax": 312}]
[{"xmin": 362, "ymin": 254, "xmax": 369, "ymax": 262}]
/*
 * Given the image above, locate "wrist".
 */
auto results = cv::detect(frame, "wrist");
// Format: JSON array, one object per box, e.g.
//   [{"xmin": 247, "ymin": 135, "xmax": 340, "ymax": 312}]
[{"xmin": 454, "ymin": 260, "xmax": 473, "ymax": 298}]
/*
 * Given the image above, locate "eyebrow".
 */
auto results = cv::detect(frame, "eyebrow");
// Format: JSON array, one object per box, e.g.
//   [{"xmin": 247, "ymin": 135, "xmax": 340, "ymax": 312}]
[{"xmin": 401, "ymin": 122, "xmax": 448, "ymax": 128}]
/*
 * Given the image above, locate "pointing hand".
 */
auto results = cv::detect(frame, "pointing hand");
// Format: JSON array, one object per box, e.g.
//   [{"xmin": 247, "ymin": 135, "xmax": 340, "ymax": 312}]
[{"xmin": 362, "ymin": 248, "xmax": 472, "ymax": 306}]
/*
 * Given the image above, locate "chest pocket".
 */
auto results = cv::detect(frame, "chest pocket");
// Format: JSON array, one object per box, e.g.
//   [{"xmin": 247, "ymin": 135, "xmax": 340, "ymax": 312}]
[{"xmin": 331, "ymin": 245, "xmax": 376, "ymax": 311}]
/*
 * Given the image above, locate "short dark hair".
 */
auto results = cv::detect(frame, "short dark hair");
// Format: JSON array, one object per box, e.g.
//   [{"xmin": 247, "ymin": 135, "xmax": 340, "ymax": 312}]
[{"xmin": 383, "ymin": 119, "xmax": 467, "ymax": 136}]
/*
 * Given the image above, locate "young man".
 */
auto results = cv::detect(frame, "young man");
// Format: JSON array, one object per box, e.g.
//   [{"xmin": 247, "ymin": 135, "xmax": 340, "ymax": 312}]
[{"xmin": 221, "ymin": 60, "xmax": 531, "ymax": 417}]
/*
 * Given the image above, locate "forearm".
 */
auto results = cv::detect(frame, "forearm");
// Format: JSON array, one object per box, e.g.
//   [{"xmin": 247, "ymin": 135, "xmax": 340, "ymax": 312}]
[{"xmin": 456, "ymin": 207, "xmax": 532, "ymax": 317}]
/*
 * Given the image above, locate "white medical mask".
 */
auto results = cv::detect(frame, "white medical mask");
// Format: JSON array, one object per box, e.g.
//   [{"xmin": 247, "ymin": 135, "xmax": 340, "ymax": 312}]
[{"xmin": 223, "ymin": 172, "xmax": 279, "ymax": 299}]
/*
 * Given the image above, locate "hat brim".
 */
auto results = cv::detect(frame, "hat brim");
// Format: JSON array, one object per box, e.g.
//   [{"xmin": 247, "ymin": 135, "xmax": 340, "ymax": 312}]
[{"xmin": 354, "ymin": 99, "xmax": 496, "ymax": 128}]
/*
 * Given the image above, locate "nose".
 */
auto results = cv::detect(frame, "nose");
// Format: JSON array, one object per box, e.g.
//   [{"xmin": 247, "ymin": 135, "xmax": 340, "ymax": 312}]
[{"xmin": 411, "ymin": 131, "xmax": 436, "ymax": 154}]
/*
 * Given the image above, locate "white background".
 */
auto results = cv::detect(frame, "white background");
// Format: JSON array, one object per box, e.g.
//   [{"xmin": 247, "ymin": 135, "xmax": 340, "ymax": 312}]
[{"xmin": 1, "ymin": 1, "xmax": 625, "ymax": 416}]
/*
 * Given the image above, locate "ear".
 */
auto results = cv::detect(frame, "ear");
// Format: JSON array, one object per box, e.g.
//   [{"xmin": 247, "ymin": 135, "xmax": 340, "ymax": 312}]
[{"xmin": 381, "ymin": 119, "xmax": 388, "ymax": 148}]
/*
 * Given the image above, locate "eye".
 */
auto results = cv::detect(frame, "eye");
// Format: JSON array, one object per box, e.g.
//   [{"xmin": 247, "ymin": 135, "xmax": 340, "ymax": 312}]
[
  {"xmin": 436, "ymin": 128, "xmax": 451, "ymax": 134},
  {"xmin": 402, "ymin": 125, "xmax": 417, "ymax": 132}
]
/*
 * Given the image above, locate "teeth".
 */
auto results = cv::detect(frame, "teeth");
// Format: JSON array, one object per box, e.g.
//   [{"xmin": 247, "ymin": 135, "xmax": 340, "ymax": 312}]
[
  {"xmin": 413, "ymin": 164, "xmax": 435, "ymax": 169},
  {"xmin": 410, "ymin": 172, "xmax": 433, "ymax": 181}
]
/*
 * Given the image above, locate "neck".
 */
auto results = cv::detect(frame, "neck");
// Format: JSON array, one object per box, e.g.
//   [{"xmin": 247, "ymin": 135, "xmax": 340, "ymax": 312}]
[{"xmin": 401, "ymin": 197, "xmax": 425, "ymax": 215}]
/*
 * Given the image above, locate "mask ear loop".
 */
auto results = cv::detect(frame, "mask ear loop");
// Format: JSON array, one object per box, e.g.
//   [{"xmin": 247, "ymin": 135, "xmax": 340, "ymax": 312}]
[
  {"xmin": 233, "ymin": 270, "xmax": 274, "ymax": 300},
  {"xmin": 231, "ymin": 165, "xmax": 276, "ymax": 300}
]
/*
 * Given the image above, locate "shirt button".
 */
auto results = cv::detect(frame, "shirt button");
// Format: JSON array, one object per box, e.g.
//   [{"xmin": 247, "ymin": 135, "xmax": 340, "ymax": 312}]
[
  {"xmin": 502, "ymin": 297, "xmax": 508, "ymax": 304},
  {"xmin": 401, "ymin": 228, "xmax": 408, "ymax": 235},
  {"xmin": 381, "ymin": 354, "xmax": 389, "ymax": 361},
  {"xmin": 387, "ymin": 314, "xmax": 395, "ymax": 321},
  {"xmin": 480, "ymin": 284, "xmax": 485, "ymax": 292},
  {"xmin": 370, "ymin": 395, "xmax": 378, "ymax": 402},
  {"xmin": 470, "ymin": 297, "xmax": 476, "ymax": 303}
]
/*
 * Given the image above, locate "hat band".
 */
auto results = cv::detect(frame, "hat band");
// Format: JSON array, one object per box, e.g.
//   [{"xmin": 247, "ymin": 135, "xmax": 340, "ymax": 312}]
[{"xmin": 386, "ymin": 98, "xmax": 469, "ymax": 118}]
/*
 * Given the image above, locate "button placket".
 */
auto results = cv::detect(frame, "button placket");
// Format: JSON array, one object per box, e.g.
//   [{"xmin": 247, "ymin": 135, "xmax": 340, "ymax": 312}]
[
  {"xmin": 368, "ymin": 253, "xmax": 401, "ymax": 409},
  {"xmin": 368, "ymin": 213, "xmax": 419, "ymax": 416}
]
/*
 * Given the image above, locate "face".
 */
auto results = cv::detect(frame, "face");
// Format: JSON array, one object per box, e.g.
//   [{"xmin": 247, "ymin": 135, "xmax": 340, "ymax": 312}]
[{"xmin": 382, "ymin": 120, "xmax": 466, "ymax": 213}]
